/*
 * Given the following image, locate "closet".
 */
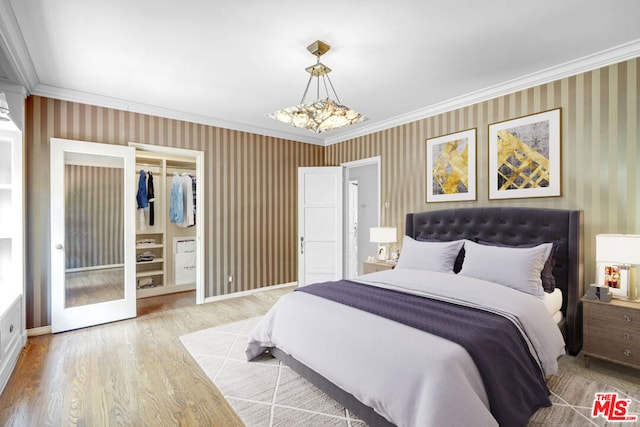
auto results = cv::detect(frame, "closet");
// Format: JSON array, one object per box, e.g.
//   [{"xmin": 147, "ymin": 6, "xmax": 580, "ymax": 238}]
[{"xmin": 133, "ymin": 145, "xmax": 203, "ymax": 300}]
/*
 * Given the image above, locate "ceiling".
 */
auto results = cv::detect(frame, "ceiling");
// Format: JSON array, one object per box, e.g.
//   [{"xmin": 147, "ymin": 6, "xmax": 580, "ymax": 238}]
[{"xmin": 1, "ymin": 0, "xmax": 640, "ymax": 145}]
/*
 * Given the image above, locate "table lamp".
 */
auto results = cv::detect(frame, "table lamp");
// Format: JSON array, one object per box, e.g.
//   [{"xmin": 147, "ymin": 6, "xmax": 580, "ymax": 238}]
[
  {"xmin": 370, "ymin": 227, "xmax": 397, "ymax": 262},
  {"xmin": 596, "ymin": 234, "xmax": 640, "ymax": 300}
]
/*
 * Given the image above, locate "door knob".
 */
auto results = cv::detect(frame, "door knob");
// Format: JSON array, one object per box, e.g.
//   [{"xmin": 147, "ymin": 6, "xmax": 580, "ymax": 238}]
[{"xmin": 55, "ymin": 244, "xmax": 64, "ymax": 250}]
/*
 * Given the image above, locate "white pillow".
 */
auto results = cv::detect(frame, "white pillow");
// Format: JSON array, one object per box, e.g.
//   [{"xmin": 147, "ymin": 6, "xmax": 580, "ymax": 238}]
[
  {"xmin": 459, "ymin": 240, "xmax": 552, "ymax": 298},
  {"xmin": 395, "ymin": 236, "xmax": 464, "ymax": 273}
]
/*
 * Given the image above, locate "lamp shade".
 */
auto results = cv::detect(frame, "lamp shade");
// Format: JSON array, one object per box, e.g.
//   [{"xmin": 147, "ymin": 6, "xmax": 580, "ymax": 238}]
[
  {"xmin": 596, "ymin": 234, "xmax": 640, "ymax": 264},
  {"xmin": 369, "ymin": 227, "xmax": 397, "ymax": 244}
]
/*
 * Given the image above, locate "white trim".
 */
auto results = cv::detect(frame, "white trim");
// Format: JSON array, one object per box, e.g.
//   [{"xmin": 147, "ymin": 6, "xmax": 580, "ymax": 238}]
[
  {"xmin": 129, "ymin": 142, "xmax": 207, "ymax": 304},
  {"xmin": 27, "ymin": 325, "xmax": 52, "ymax": 337},
  {"xmin": 341, "ymin": 156, "xmax": 381, "ymax": 226},
  {"xmin": 341, "ymin": 156, "xmax": 381, "ymax": 168},
  {"xmin": 34, "ymin": 84, "xmax": 325, "ymax": 146},
  {"xmin": 0, "ymin": 1, "xmax": 38, "ymax": 91},
  {"xmin": 32, "ymin": 39, "xmax": 640, "ymax": 147},
  {"xmin": 323, "ymin": 39, "xmax": 640, "ymax": 146},
  {"xmin": 341, "ymin": 157, "xmax": 381, "ymax": 278},
  {"xmin": 1, "ymin": 0, "xmax": 637, "ymax": 149},
  {"xmin": 203, "ymin": 282, "xmax": 297, "ymax": 304}
]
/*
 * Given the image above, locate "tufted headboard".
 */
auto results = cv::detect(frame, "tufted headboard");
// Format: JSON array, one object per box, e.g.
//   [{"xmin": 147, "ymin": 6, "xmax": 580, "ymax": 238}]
[{"xmin": 405, "ymin": 207, "xmax": 584, "ymax": 355}]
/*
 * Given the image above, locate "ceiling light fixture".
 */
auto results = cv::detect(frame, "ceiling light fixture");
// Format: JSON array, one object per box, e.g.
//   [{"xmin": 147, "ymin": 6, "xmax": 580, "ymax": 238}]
[{"xmin": 268, "ymin": 40, "xmax": 366, "ymax": 133}]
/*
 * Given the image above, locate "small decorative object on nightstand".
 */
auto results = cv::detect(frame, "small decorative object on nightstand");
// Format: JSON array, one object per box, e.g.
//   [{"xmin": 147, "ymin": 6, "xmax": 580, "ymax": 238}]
[
  {"xmin": 582, "ymin": 296, "xmax": 640, "ymax": 370},
  {"xmin": 363, "ymin": 260, "xmax": 396, "ymax": 274}
]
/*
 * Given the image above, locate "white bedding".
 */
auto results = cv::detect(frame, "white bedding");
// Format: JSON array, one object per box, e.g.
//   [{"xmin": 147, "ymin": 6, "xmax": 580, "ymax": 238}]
[
  {"xmin": 543, "ymin": 288, "xmax": 563, "ymax": 318},
  {"xmin": 246, "ymin": 269, "xmax": 566, "ymax": 427}
]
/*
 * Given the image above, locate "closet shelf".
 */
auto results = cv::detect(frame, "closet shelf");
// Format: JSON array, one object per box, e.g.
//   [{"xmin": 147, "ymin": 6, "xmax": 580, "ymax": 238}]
[
  {"xmin": 136, "ymin": 270, "xmax": 163, "ymax": 278},
  {"xmin": 136, "ymin": 258, "xmax": 164, "ymax": 265},
  {"xmin": 136, "ymin": 243, "xmax": 163, "ymax": 249}
]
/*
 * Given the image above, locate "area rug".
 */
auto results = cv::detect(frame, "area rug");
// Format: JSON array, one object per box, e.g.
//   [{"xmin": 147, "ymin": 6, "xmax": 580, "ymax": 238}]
[{"xmin": 180, "ymin": 317, "xmax": 640, "ymax": 426}]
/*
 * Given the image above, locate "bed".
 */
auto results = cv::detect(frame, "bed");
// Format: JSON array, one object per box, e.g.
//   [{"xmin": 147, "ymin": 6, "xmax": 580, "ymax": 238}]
[{"xmin": 246, "ymin": 207, "xmax": 584, "ymax": 427}]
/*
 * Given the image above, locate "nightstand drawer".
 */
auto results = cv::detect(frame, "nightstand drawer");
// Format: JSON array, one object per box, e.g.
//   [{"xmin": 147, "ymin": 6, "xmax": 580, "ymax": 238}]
[
  {"xmin": 586, "ymin": 302, "xmax": 638, "ymax": 325},
  {"xmin": 582, "ymin": 297, "xmax": 640, "ymax": 370},
  {"xmin": 585, "ymin": 321, "xmax": 637, "ymax": 344},
  {"xmin": 584, "ymin": 336, "xmax": 640, "ymax": 366}
]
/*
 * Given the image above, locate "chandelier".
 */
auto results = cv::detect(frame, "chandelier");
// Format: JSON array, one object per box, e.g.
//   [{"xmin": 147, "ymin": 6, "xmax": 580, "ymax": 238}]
[{"xmin": 269, "ymin": 40, "xmax": 366, "ymax": 133}]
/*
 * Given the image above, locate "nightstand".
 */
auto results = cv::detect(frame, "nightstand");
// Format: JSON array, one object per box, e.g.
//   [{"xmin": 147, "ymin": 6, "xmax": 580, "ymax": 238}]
[
  {"xmin": 363, "ymin": 260, "xmax": 396, "ymax": 274},
  {"xmin": 582, "ymin": 296, "xmax": 640, "ymax": 370}
]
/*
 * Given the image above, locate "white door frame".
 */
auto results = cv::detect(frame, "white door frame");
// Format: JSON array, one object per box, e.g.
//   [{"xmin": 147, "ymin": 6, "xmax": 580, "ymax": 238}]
[
  {"xmin": 50, "ymin": 138, "xmax": 137, "ymax": 333},
  {"xmin": 128, "ymin": 142, "xmax": 205, "ymax": 304},
  {"xmin": 341, "ymin": 156, "xmax": 381, "ymax": 277}
]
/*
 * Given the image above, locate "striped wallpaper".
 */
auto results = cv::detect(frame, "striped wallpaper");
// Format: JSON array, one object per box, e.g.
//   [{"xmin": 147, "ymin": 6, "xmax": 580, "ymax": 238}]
[
  {"xmin": 24, "ymin": 57, "xmax": 639, "ymax": 329},
  {"xmin": 24, "ymin": 96, "xmax": 323, "ymax": 328},
  {"xmin": 326, "ymin": 58, "xmax": 640, "ymax": 289}
]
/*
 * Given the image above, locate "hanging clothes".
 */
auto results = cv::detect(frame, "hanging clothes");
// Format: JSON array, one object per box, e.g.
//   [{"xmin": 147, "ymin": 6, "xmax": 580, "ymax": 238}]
[
  {"xmin": 180, "ymin": 173, "xmax": 195, "ymax": 228},
  {"xmin": 170, "ymin": 172, "xmax": 184, "ymax": 223},
  {"xmin": 136, "ymin": 169, "xmax": 148, "ymax": 231},
  {"xmin": 190, "ymin": 174, "xmax": 197, "ymax": 225},
  {"xmin": 136, "ymin": 169, "xmax": 148, "ymax": 209},
  {"xmin": 147, "ymin": 171, "xmax": 155, "ymax": 226}
]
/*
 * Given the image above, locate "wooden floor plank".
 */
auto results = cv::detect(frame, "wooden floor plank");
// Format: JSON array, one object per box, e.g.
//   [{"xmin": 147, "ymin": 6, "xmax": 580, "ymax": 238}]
[{"xmin": 0, "ymin": 287, "xmax": 294, "ymax": 426}]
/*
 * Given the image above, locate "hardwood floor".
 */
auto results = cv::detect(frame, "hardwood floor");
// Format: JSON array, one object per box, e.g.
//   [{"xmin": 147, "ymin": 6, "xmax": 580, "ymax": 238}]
[{"xmin": 0, "ymin": 286, "xmax": 294, "ymax": 426}]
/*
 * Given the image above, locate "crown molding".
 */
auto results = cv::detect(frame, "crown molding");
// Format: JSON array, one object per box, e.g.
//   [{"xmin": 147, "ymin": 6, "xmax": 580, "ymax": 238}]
[
  {"xmin": 32, "ymin": 83, "xmax": 326, "ymax": 145},
  {"xmin": 3, "ymin": 0, "xmax": 638, "ymax": 149},
  {"xmin": 0, "ymin": 0, "xmax": 38, "ymax": 91},
  {"xmin": 323, "ymin": 39, "xmax": 640, "ymax": 146}
]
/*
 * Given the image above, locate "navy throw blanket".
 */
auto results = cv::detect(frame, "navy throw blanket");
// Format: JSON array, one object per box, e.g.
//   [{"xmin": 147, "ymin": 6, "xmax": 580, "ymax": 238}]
[{"xmin": 297, "ymin": 280, "xmax": 551, "ymax": 427}]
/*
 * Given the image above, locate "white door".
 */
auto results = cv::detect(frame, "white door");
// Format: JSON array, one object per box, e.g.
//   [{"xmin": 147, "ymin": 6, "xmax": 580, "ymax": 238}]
[
  {"xmin": 298, "ymin": 167, "xmax": 343, "ymax": 286},
  {"xmin": 50, "ymin": 138, "xmax": 136, "ymax": 333}
]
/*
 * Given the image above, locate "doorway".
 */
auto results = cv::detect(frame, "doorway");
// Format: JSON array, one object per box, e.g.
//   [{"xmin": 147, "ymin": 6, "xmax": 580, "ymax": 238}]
[
  {"xmin": 129, "ymin": 143, "xmax": 205, "ymax": 304},
  {"xmin": 342, "ymin": 157, "xmax": 380, "ymax": 278}
]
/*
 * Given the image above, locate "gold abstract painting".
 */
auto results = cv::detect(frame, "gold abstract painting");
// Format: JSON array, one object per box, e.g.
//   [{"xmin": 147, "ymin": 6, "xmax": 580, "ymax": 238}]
[
  {"xmin": 426, "ymin": 129, "xmax": 476, "ymax": 202},
  {"xmin": 489, "ymin": 109, "xmax": 561, "ymax": 199}
]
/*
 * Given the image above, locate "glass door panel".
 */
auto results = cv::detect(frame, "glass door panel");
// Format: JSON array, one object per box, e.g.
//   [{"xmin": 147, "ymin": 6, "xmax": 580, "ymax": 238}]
[
  {"xmin": 51, "ymin": 139, "xmax": 136, "ymax": 333},
  {"xmin": 64, "ymin": 154, "xmax": 125, "ymax": 307}
]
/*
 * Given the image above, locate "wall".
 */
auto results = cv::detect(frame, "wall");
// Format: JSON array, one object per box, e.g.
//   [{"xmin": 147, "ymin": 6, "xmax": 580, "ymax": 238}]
[
  {"xmin": 326, "ymin": 58, "xmax": 639, "ymax": 286},
  {"xmin": 24, "ymin": 96, "xmax": 323, "ymax": 329}
]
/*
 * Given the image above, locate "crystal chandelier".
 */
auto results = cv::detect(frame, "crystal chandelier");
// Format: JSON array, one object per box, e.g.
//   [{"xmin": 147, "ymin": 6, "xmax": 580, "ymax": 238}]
[{"xmin": 269, "ymin": 40, "xmax": 366, "ymax": 133}]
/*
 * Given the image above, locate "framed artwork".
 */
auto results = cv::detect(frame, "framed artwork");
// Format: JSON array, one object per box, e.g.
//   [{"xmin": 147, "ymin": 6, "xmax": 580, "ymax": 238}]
[
  {"xmin": 488, "ymin": 108, "xmax": 561, "ymax": 200},
  {"xmin": 426, "ymin": 128, "xmax": 476, "ymax": 202},
  {"xmin": 596, "ymin": 262, "xmax": 630, "ymax": 298}
]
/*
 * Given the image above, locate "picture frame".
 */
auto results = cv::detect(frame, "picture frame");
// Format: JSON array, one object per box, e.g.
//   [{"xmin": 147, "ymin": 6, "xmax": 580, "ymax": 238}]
[
  {"xmin": 426, "ymin": 128, "xmax": 476, "ymax": 202},
  {"xmin": 488, "ymin": 108, "xmax": 561, "ymax": 200},
  {"xmin": 596, "ymin": 262, "xmax": 630, "ymax": 298}
]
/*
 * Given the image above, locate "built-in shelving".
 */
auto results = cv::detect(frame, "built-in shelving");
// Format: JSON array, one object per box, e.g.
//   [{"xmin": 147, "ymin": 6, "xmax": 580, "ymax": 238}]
[
  {"xmin": 0, "ymin": 124, "xmax": 26, "ymax": 394},
  {"xmin": 135, "ymin": 151, "xmax": 197, "ymax": 299}
]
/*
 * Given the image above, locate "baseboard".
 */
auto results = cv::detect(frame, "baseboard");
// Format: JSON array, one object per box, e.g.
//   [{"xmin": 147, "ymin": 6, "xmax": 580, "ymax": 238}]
[
  {"xmin": 203, "ymin": 282, "xmax": 297, "ymax": 304},
  {"xmin": 27, "ymin": 325, "xmax": 52, "ymax": 337},
  {"xmin": 28, "ymin": 282, "xmax": 297, "ymax": 336}
]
